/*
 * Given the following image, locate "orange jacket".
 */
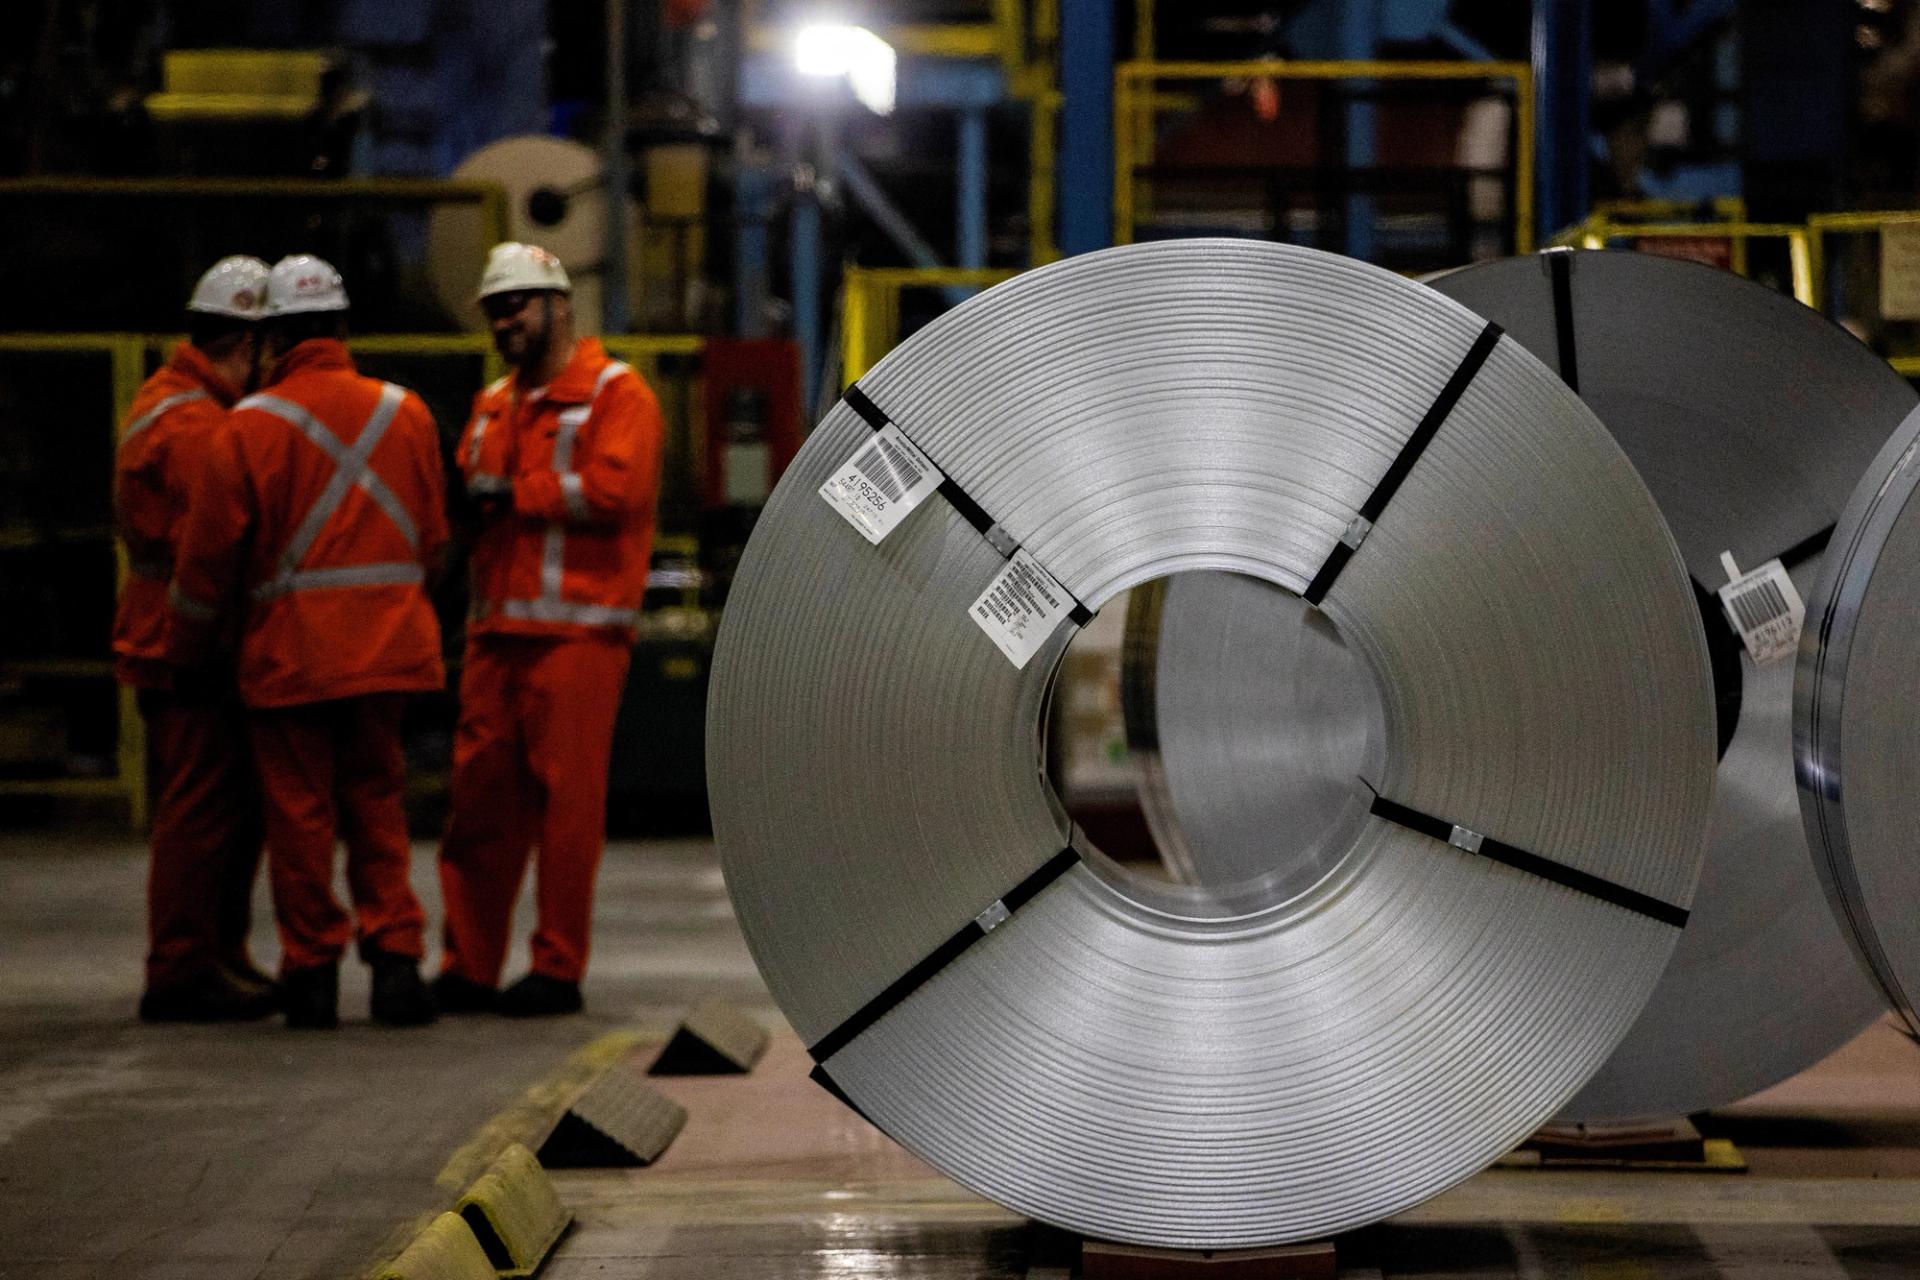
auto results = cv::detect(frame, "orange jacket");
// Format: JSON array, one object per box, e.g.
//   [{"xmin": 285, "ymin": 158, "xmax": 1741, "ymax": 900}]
[
  {"xmin": 168, "ymin": 339, "xmax": 449, "ymax": 709},
  {"xmin": 458, "ymin": 338, "xmax": 663, "ymax": 642},
  {"xmin": 111, "ymin": 343, "xmax": 244, "ymax": 690}
]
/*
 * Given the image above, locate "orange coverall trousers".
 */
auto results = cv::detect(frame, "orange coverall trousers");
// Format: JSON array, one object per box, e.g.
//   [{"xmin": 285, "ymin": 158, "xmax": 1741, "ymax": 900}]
[
  {"xmin": 248, "ymin": 695, "xmax": 427, "ymax": 972},
  {"xmin": 140, "ymin": 689, "xmax": 263, "ymax": 989},
  {"xmin": 438, "ymin": 635, "xmax": 631, "ymax": 986}
]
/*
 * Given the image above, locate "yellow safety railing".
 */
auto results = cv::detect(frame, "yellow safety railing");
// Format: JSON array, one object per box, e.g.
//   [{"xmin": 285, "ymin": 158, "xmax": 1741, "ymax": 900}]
[
  {"xmin": 1805, "ymin": 211, "xmax": 1920, "ymax": 318},
  {"xmin": 1588, "ymin": 196, "xmax": 1748, "ymax": 224},
  {"xmin": 1113, "ymin": 59, "xmax": 1535, "ymax": 254},
  {"xmin": 0, "ymin": 330, "xmax": 703, "ymax": 828},
  {"xmin": 1549, "ymin": 216, "xmax": 1815, "ymax": 305},
  {"xmin": 0, "ymin": 335, "xmax": 148, "ymax": 822},
  {"xmin": 842, "ymin": 267, "xmax": 1019, "ymax": 383}
]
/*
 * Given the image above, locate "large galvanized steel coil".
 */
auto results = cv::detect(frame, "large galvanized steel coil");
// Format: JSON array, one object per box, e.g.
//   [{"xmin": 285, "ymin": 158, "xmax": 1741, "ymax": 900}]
[
  {"xmin": 1136, "ymin": 250, "xmax": 1909, "ymax": 1122},
  {"xmin": 1798, "ymin": 402, "xmax": 1920, "ymax": 1042},
  {"xmin": 707, "ymin": 240, "xmax": 1716, "ymax": 1247}
]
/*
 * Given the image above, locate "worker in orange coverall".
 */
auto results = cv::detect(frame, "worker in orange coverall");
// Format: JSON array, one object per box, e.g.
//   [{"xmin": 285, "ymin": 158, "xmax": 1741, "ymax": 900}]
[
  {"xmin": 433, "ymin": 242, "xmax": 663, "ymax": 1017},
  {"xmin": 169, "ymin": 254, "xmax": 446, "ymax": 1029},
  {"xmin": 115, "ymin": 255, "xmax": 277, "ymax": 1023}
]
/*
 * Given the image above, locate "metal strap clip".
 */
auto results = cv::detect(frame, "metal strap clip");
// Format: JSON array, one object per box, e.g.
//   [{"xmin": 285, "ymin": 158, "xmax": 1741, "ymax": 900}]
[{"xmin": 1341, "ymin": 514, "xmax": 1374, "ymax": 551}]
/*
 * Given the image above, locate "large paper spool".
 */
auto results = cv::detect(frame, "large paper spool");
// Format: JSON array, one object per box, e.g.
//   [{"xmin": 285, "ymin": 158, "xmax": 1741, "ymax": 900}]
[{"xmin": 427, "ymin": 134, "xmax": 638, "ymax": 333}]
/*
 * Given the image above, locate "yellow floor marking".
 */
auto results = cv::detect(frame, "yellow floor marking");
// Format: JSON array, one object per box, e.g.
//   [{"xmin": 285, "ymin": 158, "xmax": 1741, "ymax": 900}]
[{"xmin": 435, "ymin": 1029, "xmax": 648, "ymax": 1192}]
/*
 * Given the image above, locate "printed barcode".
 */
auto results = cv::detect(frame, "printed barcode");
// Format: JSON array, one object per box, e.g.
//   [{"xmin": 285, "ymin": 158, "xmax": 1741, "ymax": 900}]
[
  {"xmin": 874, "ymin": 433, "xmax": 926, "ymax": 493},
  {"xmin": 851, "ymin": 443, "xmax": 904, "ymax": 502},
  {"xmin": 1730, "ymin": 578, "xmax": 1790, "ymax": 632}
]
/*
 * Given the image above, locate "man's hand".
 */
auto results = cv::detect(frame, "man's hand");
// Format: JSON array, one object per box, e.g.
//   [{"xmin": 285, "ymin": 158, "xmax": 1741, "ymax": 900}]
[{"xmin": 467, "ymin": 474, "xmax": 513, "ymax": 520}]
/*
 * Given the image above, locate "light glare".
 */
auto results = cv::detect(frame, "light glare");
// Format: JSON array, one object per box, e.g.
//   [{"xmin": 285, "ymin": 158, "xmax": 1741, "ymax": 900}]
[{"xmin": 794, "ymin": 23, "xmax": 896, "ymax": 115}]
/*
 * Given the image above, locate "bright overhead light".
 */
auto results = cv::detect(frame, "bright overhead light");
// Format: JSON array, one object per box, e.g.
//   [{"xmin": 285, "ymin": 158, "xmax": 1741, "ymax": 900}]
[{"xmin": 794, "ymin": 23, "xmax": 896, "ymax": 115}]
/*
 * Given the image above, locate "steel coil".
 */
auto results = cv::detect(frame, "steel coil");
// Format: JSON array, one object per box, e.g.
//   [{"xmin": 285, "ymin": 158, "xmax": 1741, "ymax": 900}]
[
  {"xmin": 1798, "ymin": 402, "xmax": 1920, "ymax": 1041},
  {"xmin": 708, "ymin": 240, "xmax": 1715, "ymax": 1246},
  {"xmin": 1139, "ymin": 250, "xmax": 1907, "ymax": 1121}
]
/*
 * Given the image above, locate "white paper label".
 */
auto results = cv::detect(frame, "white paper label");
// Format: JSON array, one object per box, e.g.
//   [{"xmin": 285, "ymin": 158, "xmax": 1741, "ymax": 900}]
[
  {"xmin": 970, "ymin": 549, "xmax": 1079, "ymax": 668},
  {"xmin": 1717, "ymin": 557, "xmax": 1804, "ymax": 665},
  {"xmin": 819, "ymin": 424, "xmax": 943, "ymax": 543}
]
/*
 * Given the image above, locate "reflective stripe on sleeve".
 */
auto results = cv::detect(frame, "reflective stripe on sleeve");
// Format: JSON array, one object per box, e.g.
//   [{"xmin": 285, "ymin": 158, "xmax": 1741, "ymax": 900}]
[
  {"xmin": 498, "ymin": 597, "xmax": 641, "ymax": 628},
  {"xmin": 252, "ymin": 560, "xmax": 425, "ymax": 602},
  {"xmin": 167, "ymin": 581, "xmax": 219, "ymax": 622},
  {"xmin": 559, "ymin": 472, "xmax": 590, "ymax": 522},
  {"xmin": 120, "ymin": 390, "xmax": 211, "ymax": 448}
]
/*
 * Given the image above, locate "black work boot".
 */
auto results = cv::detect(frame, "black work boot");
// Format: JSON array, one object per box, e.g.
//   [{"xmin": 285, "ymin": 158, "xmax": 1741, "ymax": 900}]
[
  {"xmin": 368, "ymin": 952, "xmax": 438, "ymax": 1027},
  {"xmin": 221, "ymin": 953, "xmax": 278, "ymax": 1000},
  {"xmin": 496, "ymin": 973, "xmax": 583, "ymax": 1018},
  {"xmin": 139, "ymin": 968, "xmax": 279, "ymax": 1023},
  {"xmin": 282, "ymin": 962, "xmax": 340, "ymax": 1030},
  {"xmin": 429, "ymin": 971, "xmax": 497, "ymax": 1015}
]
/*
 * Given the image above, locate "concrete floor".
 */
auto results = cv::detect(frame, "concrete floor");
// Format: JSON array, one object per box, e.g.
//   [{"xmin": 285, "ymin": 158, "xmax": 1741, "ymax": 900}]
[
  {"xmin": 2, "ymin": 829, "xmax": 1919, "ymax": 1278},
  {"xmin": 0, "ymin": 828, "xmax": 768, "ymax": 1280}
]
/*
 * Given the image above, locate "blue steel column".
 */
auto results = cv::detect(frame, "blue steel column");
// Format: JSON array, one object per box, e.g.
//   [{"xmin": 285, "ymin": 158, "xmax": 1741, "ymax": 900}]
[
  {"xmin": 734, "ymin": 162, "xmax": 773, "ymax": 337},
  {"xmin": 791, "ymin": 169, "xmax": 823, "ymax": 413},
  {"xmin": 1341, "ymin": 0, "xmax": 1380, "ymax": 261},
  {"xmin": 1533, "ymin": 0, "xmax": 1592, "ymax": 238},
  {"xmin": 1058, "ymin": 0, "xmax": 1114, "ymax": 255},
  {"xmin": 957, "ymin": 107, "xmax": 989, "ymax": 269}
]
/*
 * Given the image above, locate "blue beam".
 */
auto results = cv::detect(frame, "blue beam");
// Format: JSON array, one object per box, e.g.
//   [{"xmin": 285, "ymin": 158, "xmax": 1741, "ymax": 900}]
[
  {"xmin": 739, "ymin": 54, "xmax": 1005, "ymax": 110},
  {"xmin": 1640, "ymin": 0, "xmax": 1736, "ymax": 84},
  {"xmin": 957, "ymin": 107, "xmax": 989, "ymax": 270},
  {"xmin": 790, "ymin": 191, "xmax": 822, "ymax": 414},
  {"xmin": 1058, "ymin": 0, "xmax": 1113, "ymax": 255},
  {"xmin": 1533, "ymin": 0, "xmax": 1592, "ymax": 237},
  {"xmin": 734, "ymin": 162, "xmax": 774, "ymax": 337},
  {"xmin": 1341, "ymin": 0, "xmax": 1381, "ymax": 261}
]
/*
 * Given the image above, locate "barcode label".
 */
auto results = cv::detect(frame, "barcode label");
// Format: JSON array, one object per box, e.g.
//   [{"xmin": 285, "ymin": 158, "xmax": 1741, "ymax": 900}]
[
  {"xmin": 1716, "ymin": 556, "xmax": 1804, "ymax": 665},
  {"xmin": 970, "ymin": 549, "xmax": 1080, "ymax": 668},
  {"xmin": 819, "ymin": 422, "xmax": 943, "ymax": 543}
]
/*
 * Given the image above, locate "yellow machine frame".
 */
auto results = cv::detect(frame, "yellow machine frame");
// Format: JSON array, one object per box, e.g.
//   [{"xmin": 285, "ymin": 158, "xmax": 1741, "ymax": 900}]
[
  {"xmin": 1805, "ymin": 211, "xmax": 1920, "ymax": 375},
  {"xmin": 1112, "ymin": 59, "xmax": 1536, "ymax": 254},
  {"xmin": 841, "ymin": 267, "xmax": 1019, "ymax": 383}
]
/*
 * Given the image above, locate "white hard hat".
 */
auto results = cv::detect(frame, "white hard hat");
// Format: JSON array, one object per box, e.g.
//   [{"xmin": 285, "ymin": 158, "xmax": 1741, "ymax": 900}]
[
  {"xmin": 187, "ymin": 255, "xmax": 270, "ymax": 320},
  {"xmin": 264, "ymin": 254, "xmax": 350, "ymax": 316},
  {"xmin": 476, "ymin": 242, "xmax": 571, "ymax": 301}
]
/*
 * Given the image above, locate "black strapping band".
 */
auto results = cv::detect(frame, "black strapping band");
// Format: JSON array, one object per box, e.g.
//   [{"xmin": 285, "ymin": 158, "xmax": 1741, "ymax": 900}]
[
  {"xmin": 839, "ymin": 385, "xmax": 1095, "ymax": 628},
  {"xmin": 1302, "ymin": 322, "xmax": 1504, "ymax": 606},
  {"xmin": 808, "ymin": 1063, "xmax": 877, "ymax": 1122},
  {"xmin": 807, "ymin": 846, "xmax": 1082, "ymax": 1064},
  {"xmin": 842, "ymin": 383, "xmax": 890, "ymax": 430},
  {"xmin": 1368, "ymin": 792, "xmax": 1689, "ymax": 929},
  {"xmin": 1549, "ymin": 249, "xmax": 1579, "ymax": 394}
]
